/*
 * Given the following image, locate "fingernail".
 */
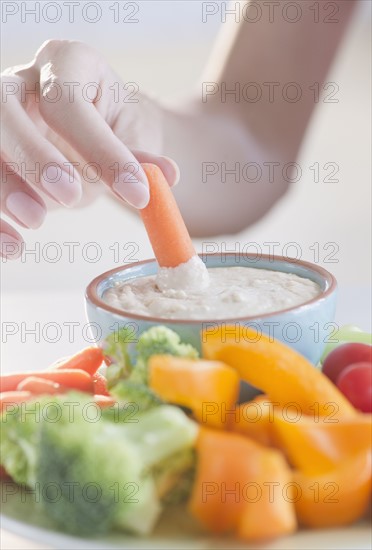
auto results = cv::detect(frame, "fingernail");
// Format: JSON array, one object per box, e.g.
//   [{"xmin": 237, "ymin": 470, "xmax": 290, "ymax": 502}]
[
  {"xmin": 113, "ymin": 172, "xmax": 149, "ymax": 209},
  {"xmin": 0, "ymin": 233, "xmax": 22, "ymax": 259},
  {"xmin": 6, "ymin": 192, "xmax": 46, "ymax": 229},
  {"xmin": 161, "ymin": 156, "xmax": 180, "ymax": 187},
  {"xmin": 42, "ymin": 169, "xmax": 82, "ymax": 207}
]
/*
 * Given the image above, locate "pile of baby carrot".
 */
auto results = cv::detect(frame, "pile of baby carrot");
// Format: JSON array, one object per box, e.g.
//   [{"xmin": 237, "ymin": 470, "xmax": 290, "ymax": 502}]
[{"xmin": 0, "ymin": 347, "xmax": 115, "ymax": 412}]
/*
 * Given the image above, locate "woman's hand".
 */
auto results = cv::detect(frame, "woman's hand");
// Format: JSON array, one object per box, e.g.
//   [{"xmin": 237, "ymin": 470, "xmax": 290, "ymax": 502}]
[{"xmin": 1, "ymin": 40, "xmax": 179, "ymax": 259}]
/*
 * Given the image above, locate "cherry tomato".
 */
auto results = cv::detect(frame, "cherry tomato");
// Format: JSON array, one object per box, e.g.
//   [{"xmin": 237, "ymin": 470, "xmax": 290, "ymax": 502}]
[
  {"xmin": 322, "ymin": 343, "xmax": 372, "ymax": 384},
  {"xmin": 337, "ymin": 362, "xmax": 372, "ymax": 413},
  {"xmin": 321, "ymin": 325, "xmax": 371, "ymax": 362}
]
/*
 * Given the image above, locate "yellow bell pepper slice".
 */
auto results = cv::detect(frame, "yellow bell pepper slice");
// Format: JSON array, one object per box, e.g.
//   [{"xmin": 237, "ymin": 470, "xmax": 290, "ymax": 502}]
[
  {"xmin": 272, "ymin": 413, "xmax": 372, "ymax": 474},
  {"xmin": 294, "ymin": 450, "xmax": 371, "ymax": 527},
  {"xmin": 230, "ymin": 395, "xmax": 278, "ymax": 447},
  {"xmin": 202, "ymin": 325, "xmax": 356, "ymax": 419},
  {"xmin": 148, "ymin": 355, "xmax": 240, "ymax": 429}
]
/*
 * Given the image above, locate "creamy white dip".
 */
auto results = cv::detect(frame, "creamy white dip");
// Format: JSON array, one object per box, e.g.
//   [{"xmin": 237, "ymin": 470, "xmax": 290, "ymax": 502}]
[
  {"xmin": 103, "ymin": 257, "xmax": 321, "ymax": 320},
  {"xmin": 156, "ymin": 255, "xmax": 210, "ymax": 292}
]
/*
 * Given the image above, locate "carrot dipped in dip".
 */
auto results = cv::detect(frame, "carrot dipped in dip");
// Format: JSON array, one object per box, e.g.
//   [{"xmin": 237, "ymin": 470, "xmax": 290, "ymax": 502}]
[{"xmin": 140, "ymin": 163, "xmax": 209, "ymax": 292}]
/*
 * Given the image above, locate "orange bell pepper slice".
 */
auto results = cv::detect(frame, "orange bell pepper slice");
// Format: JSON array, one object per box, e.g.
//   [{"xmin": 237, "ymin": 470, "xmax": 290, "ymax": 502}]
[
  {"xmin": 294, "ymin": 450, "xmax": 372, "ymax": 528},
  {"xmin": 272, "ymin": 413, "xmax": 372, "ymax": 474},
  {"xmin": 189, "ymin": 428, "xmax": 297, "ymax": 541},
  {"xmin": 202, "ymin": 325, "xmax": 356, "ymax": 419},
  {"xmin": 149, "ymin": 355, "xmax": 239, "ymax": 429},
  {"xmin": 231, "ymin": 395, "xmax": 278, "ymax": 447}
]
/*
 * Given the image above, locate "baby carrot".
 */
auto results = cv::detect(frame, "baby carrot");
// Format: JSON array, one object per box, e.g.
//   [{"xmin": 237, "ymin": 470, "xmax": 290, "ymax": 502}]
[
  {"xmin": 0, "ymin": 391, "xmax": 33, "ymax": 414},
  {"xmin": 94, "ymin": 395, "xmax": 116, "ymax": 409},
  {"xmin": 0, "ymin": 370, "xmax": 94, "ymax": 393},
  {"xmin": 17, "ymin": 376, "xmax": 64, "ymax": 396},
  {"xmin": 140, "ymin": 163, "xmax": 196, "ymax": 268},
  {"xmin": 52, "ymin": 346, "xmax": 104, "ymax": 375},
  {"xmin": 92, "ymin": 372, "xmax": 110, "ymax": 396}
]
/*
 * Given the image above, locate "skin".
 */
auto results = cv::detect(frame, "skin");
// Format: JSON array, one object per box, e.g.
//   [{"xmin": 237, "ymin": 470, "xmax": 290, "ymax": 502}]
[{"xmin": 0, "ymin": 1, "xmax": 357, "ymax": 257}]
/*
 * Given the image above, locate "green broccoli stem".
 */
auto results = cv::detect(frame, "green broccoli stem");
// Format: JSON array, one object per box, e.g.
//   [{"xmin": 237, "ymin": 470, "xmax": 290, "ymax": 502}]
[
  {"xmin": 103, "ymin": 327, "xmax": 136, "ymax": 387},
  {"xmin": 153, "ymin": 449, "xmax": 196, "ymax": 502}
]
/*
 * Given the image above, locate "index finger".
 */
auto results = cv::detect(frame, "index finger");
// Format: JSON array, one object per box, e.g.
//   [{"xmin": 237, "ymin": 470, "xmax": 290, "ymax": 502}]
[
  {"xmin": 39, "ymin": 87, "xmax": 150, "ymax": 208},
  {"xmin": 31, "ymin": 41, "xmax": 149, "ymax": 208}
]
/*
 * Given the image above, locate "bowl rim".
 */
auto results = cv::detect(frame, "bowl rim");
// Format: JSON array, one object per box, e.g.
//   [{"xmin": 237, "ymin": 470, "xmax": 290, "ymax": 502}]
[{"xmin": 85, "ymin": 253, "xmax": 337, "ymax": 325}]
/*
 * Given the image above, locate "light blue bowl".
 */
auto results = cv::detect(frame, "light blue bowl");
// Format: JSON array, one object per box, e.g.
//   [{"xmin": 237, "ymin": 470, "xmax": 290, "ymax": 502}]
[{"xmin": 85, "ymin": 253, "xmax": 337, "ymax": 365}]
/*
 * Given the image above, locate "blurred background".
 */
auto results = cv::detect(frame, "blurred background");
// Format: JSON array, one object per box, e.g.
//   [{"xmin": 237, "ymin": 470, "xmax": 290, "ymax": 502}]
[{"xmin": 1, "ymin": 0, "xmax": 371, "ymax": 367}]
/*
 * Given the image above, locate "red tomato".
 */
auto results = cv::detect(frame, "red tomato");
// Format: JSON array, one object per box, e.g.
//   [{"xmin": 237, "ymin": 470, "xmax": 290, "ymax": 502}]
[
  {"xmin": 322, "ymin": 343, "xmax": 372, "ymax": 384},
  {"xmin": 337, "ymin": 362, "xmax": 372, "ymax": 413}
]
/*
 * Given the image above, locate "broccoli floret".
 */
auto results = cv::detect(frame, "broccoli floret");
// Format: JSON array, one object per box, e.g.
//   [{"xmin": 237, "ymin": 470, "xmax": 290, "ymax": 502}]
[
  {"xmin": 120, "ymin": 405, "xmax": 198, "ymax": 470},
  {"xmin": 103, "ymin": 327, "xmax": 134, "ymax": 387},
  {"xmin": 130, "ymin": 326, "xmax": 199, "ymax": 384},
  {"xmin": 110, "ymin": 379, "xmax": 163, "ymax": 413},
  {"xmin": 0, "ymin": 398, "xmax": 40, "ymax": 486},
  {"xmin": 38, "ymin": 401, "xmax": 197, "ymax": 536},
  {"xmin": 37, "ymin": 400, "xmax": 160, "ymax": 536},
  {"xmin": 103, "ymin": 326, "xmax": 199, "ymax": 388},
  {"xmin": 1, "ymin": 393, "xmax": 198, "ymax": 537}
]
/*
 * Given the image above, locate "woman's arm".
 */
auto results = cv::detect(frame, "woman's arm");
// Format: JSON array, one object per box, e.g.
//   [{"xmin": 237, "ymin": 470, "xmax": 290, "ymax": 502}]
[{"xmin": 166, "ymin": 0, "xmax": 357, "ymax": 236}]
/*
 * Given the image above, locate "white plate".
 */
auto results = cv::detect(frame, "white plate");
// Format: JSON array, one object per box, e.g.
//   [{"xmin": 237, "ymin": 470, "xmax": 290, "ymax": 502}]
[{"xmin": 1, "ymin": 482, "xmax": 371, "ymax": 550}]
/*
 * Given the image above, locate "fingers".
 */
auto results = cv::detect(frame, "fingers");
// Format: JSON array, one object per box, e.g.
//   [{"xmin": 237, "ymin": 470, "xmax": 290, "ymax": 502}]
[
  {"xmin": 38, "ymin": 87, "xmax": 150, "ymax": 209},
  {"xmin": 131, "ymin": 151, "xmax": 180, "ymax": 187},
  {"xmin": 0, "ymin": 219, "xmax": 23, "ymax": 260},
  {"xmin": 1, "ymin": 162, "xmax": 46, "ymax": 229},
  {"xmin": 32, "ymin": 40, "xmax": 152, "ymax": 208},
  {"xmin": 3, "ymin": 41, "xmax": 180, "ymax": 215},
  {"xmin": 1, "ymin": 80, "xmax": 82, "ymax": 207}
]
